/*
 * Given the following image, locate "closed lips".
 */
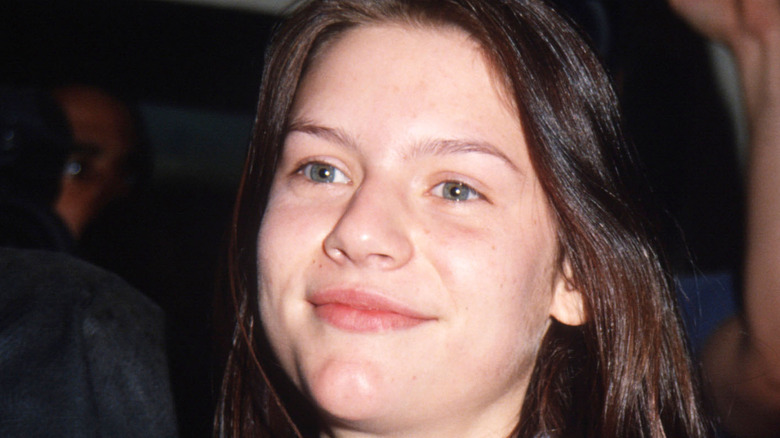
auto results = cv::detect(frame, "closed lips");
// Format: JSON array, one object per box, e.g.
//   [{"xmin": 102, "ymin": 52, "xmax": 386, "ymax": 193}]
[{"xmin": 308, "ymin": 289, "xmax": 435, "ymax": 332}]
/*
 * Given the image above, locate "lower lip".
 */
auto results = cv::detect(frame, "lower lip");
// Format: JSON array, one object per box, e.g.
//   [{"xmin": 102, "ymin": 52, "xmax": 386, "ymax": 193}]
[{"xmin": 314, "ymin": 303, "xmax": 429, "ymax": 332}]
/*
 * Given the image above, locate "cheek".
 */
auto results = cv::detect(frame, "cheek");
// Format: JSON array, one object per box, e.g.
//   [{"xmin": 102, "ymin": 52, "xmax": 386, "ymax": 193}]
[
  {"xmin": 419, "ymin": 227, "xmax": 556, "ymax": 401},
  {"xmin": 255, "ymin": 189, "xmax": 342, "ymax": 364},
  {"xmin": 422, "ymin": 204, "xmax": 558, "ymax": 351},
  {"xmin": 426, "ymin": 210, "xmax": 557, "ymax": 303},
  {"xmin": 256, "ymin": 212, "xmax": 288, "ymax": 359},
  {"xmin": 256, "ymin": 199, "xmax": 313, "ymax": 353},
  {"xmin": 257, "ymin": 192, "xmax": 324, "ymax": 284}
]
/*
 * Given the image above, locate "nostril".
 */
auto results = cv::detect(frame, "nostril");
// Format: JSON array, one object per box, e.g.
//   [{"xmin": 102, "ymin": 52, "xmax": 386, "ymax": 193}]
[
  {"xmin": 323, "ymin": 238, "xmax": 348, "ymax": 262},
  {"xmin": 365, "ymin": 252, "xmax": 402, "ymax": 269}
]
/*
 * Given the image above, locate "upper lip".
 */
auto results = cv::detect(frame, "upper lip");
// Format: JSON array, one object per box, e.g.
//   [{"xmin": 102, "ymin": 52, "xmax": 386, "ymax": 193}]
[{"xmin": 307, "ymin": 288, "xmax": 436, "ymax": 320}]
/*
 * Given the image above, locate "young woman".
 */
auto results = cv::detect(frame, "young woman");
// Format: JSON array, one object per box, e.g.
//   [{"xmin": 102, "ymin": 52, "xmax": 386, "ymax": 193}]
[{"xmin": 217, "ymin": 1, "xmax": 711, "ymax": 436}]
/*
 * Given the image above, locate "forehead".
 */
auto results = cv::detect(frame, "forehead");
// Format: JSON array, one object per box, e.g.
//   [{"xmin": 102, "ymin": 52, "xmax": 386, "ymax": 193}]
[
  {"xmin": 291, "ymin": 24, "xmax": 525, "ymax": 153},
  {"xmin": 306, "ymin": 23, "xmax": 513, "ymax": 99},
  {"xmin": 56, "ymin": 89, "xmax": 136, "ymax": 155}
]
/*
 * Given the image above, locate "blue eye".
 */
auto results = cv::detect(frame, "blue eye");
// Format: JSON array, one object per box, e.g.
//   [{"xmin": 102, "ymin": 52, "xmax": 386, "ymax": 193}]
[
  {"xmin": 434, "ymin": 181, "xmax": 480, "ymax": 201},
  {"xmin": 302, "ymin": 162, "xmax": 349, "ymax": 184}
]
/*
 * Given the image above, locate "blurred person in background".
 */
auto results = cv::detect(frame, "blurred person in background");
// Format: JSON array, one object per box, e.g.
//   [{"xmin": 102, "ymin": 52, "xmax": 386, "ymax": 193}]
[
  {"xmin": 669, "ymin": 0, "xmax": 780, "ymax": 436},
  {"xmin": 0, "ymin": 85, "xmax": 177, "ymax": 437},
  {"xmin": 53, "ymin": 84, "xmax": 151, "ymax": 240}
]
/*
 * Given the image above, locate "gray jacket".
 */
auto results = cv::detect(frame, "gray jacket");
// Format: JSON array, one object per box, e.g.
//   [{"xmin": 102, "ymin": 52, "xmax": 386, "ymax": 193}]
[{"xmin": 0, "ymin": 248, "xmax": 178, "ymax": 437}]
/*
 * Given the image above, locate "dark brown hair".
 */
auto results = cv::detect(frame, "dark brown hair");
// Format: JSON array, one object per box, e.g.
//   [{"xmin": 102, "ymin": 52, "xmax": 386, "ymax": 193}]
[{"xmin": 217, "ymin": 1, "xmax": 710, "ymax": 436}]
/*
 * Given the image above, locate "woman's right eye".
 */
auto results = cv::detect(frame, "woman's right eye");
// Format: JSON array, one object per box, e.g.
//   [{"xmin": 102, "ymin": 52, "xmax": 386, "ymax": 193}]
[
  {"xmin": 300, "ymin": 162, "xmax": 350, "ymax": 184},
  {"xmin": 431, "ymin": 180, "xmax": 482, "ymax": 202}
]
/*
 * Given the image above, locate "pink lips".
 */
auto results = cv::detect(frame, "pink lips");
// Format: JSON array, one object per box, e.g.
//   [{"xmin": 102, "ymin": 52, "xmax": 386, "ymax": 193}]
[{"xmin": 308, "ymin": 289, "xmax": 434, "ymax": 332}]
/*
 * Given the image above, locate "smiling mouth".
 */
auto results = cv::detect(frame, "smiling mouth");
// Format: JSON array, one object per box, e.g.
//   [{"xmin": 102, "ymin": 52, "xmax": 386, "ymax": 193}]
[{"xmin": 308, "ymin": 289, "xmax": 434, "ymax": 332}]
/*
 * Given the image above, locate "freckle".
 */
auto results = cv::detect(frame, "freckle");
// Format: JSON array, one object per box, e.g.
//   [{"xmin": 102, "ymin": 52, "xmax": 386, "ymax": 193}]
[{"xmin": 492, "ymin": 245, "xmax": 496, "ymax": 250}]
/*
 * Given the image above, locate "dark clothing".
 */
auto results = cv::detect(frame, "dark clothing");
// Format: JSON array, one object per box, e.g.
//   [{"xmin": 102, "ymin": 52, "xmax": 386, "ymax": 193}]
[
  {"xmin": 0, "ymin": 195, "xmax": 76, "ymax": 253},
  {"xmin": 0, "ymin": 248, "xmax": 177, "ymax": 437}
]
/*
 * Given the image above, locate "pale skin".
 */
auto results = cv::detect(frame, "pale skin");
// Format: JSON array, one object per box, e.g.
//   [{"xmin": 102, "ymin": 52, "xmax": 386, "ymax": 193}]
[
  {"xmin": 256, "ymin": 24, "xmax": 584, "ymax": 438},
  {"xmin": 668, "ymin": 0, "xmax": 780, "ymax": 435}
]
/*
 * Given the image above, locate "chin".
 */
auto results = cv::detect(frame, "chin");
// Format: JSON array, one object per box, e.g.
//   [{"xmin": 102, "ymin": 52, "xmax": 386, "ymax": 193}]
[{"xmin": 305, "ymin": 358, "xmax": 398, "ymax": 426}]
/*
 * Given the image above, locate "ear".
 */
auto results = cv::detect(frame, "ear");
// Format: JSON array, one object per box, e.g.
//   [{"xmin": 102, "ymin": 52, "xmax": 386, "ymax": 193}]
[{"xmin": 549, "ymin": 258, "xmax": 586, "ymax": 326}]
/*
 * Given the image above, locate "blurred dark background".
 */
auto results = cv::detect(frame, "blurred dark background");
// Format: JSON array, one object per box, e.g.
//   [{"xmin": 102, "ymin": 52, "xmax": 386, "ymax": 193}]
[
  {"xmin": 1, "ymin": 1, "xmax": 280, "ymax": 435},
  {"xmin": 0, "ymin": 0, "xmax": 745, "ymax": 436}
]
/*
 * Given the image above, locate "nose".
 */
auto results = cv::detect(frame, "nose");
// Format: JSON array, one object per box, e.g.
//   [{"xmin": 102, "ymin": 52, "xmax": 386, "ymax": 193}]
[{"xmin": 323, "ymin": 180, "xmax": 414, "ymax": 270}]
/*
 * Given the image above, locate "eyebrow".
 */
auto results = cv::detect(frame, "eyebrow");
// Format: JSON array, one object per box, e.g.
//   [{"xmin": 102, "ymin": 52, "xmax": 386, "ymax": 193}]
[
  {"xmin": 411, "ymin": 138, "xmax": 521, "ymax": 173},
  {"xmin": 288, "ymin": 120, "xmax": 360, "ymax": 152},
  {"xmin": 287, "ymin": 119, "xmax": 521, "ymax": 174}
]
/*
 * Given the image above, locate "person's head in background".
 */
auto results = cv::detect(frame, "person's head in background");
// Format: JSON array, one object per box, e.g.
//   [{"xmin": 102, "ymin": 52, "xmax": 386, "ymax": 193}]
[
  {"xmin": 52, "ymin": 85, "xmax": 150, "ymax": 239},
  {"xmin": 218, "ymin": 1, "xmax": 709, "ymax": 437}
]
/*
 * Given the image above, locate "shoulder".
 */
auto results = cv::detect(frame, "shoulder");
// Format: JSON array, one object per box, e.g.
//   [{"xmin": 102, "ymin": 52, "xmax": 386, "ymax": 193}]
[
  {"xmin": 0, "ymin": 247, "xmax": 161, "ymax": 321},
  {"xmin": 0, "ymin": 247, "xmax": 176, "ymax": 437}
]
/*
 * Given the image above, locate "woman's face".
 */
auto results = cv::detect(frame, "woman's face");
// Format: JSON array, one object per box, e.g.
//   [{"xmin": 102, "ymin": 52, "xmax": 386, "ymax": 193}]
[{"xmin": 257, "ymin": 24, "xmax": 583, "ymax": 437}]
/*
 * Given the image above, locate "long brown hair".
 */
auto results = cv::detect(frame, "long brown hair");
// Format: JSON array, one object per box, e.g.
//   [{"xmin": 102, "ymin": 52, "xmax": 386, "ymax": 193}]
[{"xmin": 216, "ymin": 1, "xmax": 711, "ymax": 436}]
